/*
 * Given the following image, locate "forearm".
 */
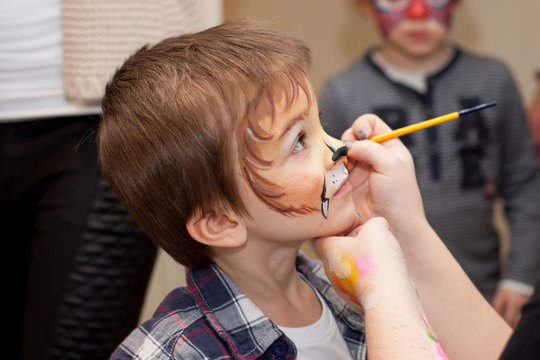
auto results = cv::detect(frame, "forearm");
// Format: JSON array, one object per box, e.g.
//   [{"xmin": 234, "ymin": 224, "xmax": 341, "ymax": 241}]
[
  {"xmin": 397, "ymin": 219, "xmax": 512, "ymax": 360},
  {"xmin": 363, "ymin": 280, "xmax": 448, "ymax": 360},
  {"xmin": 342, "ymin": 114, "xmax": 512, "ymax": 358},
  {"xmin": 317, "ymin": 218, "xmax": 449, "ymax": 359}
]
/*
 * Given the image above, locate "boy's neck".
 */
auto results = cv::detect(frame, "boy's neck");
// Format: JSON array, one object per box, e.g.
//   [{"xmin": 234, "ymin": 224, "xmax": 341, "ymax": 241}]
[
  {"xmin": 212, "ymin": 243, "xmax": 322, "ymax": 327},
  {"xmin": 377, "ymin": 43, "xmax": 454, "ymax": 74}
]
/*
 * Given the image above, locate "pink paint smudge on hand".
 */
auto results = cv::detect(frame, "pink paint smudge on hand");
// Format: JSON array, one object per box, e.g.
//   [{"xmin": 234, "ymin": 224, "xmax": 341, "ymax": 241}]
[
  {"xmin": 433, "ymin": 342, "xmax": 450, "ymax": 360},
  {"xmin": 354, "ymin": 254, "xmax": 376, "ymax": 276}
]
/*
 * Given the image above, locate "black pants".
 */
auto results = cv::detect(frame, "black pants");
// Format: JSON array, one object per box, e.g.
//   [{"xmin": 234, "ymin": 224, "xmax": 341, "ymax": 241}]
[
  {"xmin": 499, "ymin": 278, "xmax": 540, "ymax": 360},
  {"xmin": 0, "ymin": 115, "xmax": 157, "ymax": 360}
]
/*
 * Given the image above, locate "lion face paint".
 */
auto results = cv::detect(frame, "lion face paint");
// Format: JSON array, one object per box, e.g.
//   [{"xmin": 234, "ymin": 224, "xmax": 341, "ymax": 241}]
[
  {"xmin": 237, "ymin": 70, "xmax": 351, "ymax": 221},
  {"xmin": 321, "ymin": 142, "xmax": 349, "ymax": 218}
]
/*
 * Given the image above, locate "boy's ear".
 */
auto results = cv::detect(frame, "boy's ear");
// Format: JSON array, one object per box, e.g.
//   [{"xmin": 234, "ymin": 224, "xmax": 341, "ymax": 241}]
[{"xmin": 186, "ymin": 211, "xmax": 247, "ymax": 248}]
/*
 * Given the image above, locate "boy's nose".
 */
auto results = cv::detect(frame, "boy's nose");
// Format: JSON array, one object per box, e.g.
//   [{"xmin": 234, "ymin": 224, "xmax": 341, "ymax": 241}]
[
  {"xmin": 406, "ymin": 0, "xmax": 430, "ymax": 19},
  {"xmin": 324, "ymin": 138, "xmax": 349, "ymax": 168},
  {"xmin": 331, "ymin": 145, "xmax": 348, "ymax": 162}
]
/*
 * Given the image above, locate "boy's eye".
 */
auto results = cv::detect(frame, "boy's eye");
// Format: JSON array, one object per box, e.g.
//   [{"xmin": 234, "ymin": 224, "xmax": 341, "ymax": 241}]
[{"xmin": 292, "ymin": 133, "xmax": 306, "ymax": 154}]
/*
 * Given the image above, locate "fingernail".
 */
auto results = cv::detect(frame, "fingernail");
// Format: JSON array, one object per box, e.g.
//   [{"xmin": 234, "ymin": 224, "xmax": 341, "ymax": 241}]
[
  {"xmin": 357, "ymin": 128, "xmax": 369, "ymax": 140},
  {"xmin": 344, "ymin": 140, "xmax": 354, "ymax": 149}
]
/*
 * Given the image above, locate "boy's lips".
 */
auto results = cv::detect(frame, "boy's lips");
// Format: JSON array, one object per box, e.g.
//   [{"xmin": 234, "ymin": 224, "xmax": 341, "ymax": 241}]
[
  {"xmin": 409, "ymin": 31, "xmax": 430, "ymax": 41},
  {"xmin": 334, "ymin": 178, "xmax": 352, "ymax": 197},
  {"xmin": 331, "ymin": 160, "xmax": 351, "ymax": 198}
]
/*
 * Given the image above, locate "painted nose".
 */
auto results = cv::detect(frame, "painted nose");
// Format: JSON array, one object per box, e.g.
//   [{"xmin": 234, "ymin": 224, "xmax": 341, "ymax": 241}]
[
  {"xmin": 331, "ymin": 145, "xmax": 348, "ymax": 162},
  {"xmin": 406, "ymin": 0, "xmax": 430, "ymax": 19},
  {"xmin": 325, "ymin": 140, "xmax": 349, "ymax": 168}
]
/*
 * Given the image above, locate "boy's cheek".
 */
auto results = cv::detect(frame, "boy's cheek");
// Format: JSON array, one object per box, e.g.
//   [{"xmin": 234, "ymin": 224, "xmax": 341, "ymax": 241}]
[
  {"xmin": 429, "ymin": 6, "xmax": 453, "ymax": 28},
  {"xmin": 269, "ymin": 170, "xmax": 324, "ymax": 208},
  {"xmin": 375, "ymin": 12, "xmax": 406, "ymax": 37}
]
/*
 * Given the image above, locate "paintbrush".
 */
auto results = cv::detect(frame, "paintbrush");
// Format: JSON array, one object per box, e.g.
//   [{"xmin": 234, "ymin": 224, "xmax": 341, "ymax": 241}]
[{"xmin": 369, "ymin": 101, "xmax": 496, "ymax": 143}]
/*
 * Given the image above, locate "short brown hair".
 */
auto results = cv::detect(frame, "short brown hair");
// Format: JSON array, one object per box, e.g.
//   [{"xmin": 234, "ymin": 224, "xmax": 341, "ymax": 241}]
[{"xmin": 98, "ymin": 18, "xmax": 311, "ymax": 269}]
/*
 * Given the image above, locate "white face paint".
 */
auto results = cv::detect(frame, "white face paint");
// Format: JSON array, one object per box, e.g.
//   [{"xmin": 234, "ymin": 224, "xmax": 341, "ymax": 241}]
[
  {"xmin": 236, "ymin": 70, "xmax": 359, "ymax": 243},
  {"xmin": 320, "ymin": 143, "xmax": 350, "ymax": 218},
  {"xmin": 328, "ymin": 161, "xmax": 349, "ymax": 193}
]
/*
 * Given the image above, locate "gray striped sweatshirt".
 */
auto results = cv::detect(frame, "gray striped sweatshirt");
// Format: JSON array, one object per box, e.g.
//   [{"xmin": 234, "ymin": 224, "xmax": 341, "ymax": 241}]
[{"xmin": 319, "ymin": 47, "xmax": 540, "ymax": 299}]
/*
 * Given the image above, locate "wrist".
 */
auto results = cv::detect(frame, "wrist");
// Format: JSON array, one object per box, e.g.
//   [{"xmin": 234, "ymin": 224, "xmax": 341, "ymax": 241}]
[
  {"xmin": 392, "ymin": 215, "xmax": 432, "ymax": 246},
  {"xmin": 353, "ymin": 260, "xmax": 415, "ymax": 310},
  {"xmin": 357, "ymin": 275, "xmax": 418, "ymax": 311}
]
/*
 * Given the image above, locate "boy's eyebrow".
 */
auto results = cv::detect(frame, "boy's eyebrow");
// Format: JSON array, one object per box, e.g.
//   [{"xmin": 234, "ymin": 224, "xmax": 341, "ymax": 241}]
[{"xmin": 278, "ymin": 111, "xmax": 309, "ymax": 140}]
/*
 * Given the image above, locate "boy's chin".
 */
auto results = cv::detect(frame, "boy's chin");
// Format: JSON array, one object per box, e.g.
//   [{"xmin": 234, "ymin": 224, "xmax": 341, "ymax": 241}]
[
  {"xmin": 326, "ymin": 211, "xmax": 362, "ymax": 238},
  {"xmin": 337, "ymin": 216, "xmax": 362, "ymax": 237}
]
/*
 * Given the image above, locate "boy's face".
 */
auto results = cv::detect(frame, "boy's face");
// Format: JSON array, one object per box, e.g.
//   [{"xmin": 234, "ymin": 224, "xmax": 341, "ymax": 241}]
[
  {"xmin": 372, "ymin": 0, "xmax": 453, "ymax": 58},
  {"xmin": 237, "ymin": 73, "xmax": 359, "ymax": 242}
]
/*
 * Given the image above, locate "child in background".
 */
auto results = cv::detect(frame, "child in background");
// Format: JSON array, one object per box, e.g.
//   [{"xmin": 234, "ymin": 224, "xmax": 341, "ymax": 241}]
[{"xmin": 319, "ymin": 0, "xmax": 540, "ymax": 328}]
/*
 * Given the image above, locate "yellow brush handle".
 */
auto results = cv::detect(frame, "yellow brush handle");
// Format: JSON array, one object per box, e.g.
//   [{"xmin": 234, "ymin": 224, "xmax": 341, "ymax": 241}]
[{"xmin": 370, "ymin": 112, "xmax": 460, "ymax": 143}]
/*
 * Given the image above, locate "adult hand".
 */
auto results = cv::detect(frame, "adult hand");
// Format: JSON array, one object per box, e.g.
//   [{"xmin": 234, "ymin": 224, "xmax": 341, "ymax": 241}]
[
  {"xmin": 315, "ymin": 218, "xmax": 449, "ymax": 360},
  {"xmin": 342, "ymin": 114, "xmax": 426, "ymax": 241},
  {"xmin": 492, "ymin": 287, "xmax": 530, "ymax": 328},
  {"xmin": 314, "ymin": 217, "xmax": 411, "ymax": 311}
]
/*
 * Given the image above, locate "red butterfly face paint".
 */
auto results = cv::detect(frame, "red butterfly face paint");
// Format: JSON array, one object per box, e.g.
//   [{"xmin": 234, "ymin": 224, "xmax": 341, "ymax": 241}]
[{"xmin": 373, "ymin": 0, "xmax": 453, "ymax": 36}]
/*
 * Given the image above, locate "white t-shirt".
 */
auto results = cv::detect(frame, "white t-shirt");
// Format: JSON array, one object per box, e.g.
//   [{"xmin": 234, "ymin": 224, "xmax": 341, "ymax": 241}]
[
  {"xmin": 277, "ymin": 290, "xmax": 353, "ymax": 360},
  {"xmin": 371, "ymin": 48, "xmax": 455, "ymax": 95},
  {"xmin": 372, "ymin": 52, "xmax": 429, "ymax": 94},
  {"xmin": 0, "ymin": 0, "xmax": 99, "ymax": 122}
]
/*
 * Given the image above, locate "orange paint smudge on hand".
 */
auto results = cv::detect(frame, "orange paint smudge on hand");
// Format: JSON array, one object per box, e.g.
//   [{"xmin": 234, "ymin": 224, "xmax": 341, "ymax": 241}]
[{"xmin": 326, "ymin": 249, "xmax": 363, "ymax": 310}]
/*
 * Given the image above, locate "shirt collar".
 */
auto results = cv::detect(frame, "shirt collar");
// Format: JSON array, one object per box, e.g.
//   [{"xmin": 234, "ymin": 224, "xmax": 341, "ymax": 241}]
[
  {"xmin": 187, "ymin": 261, "xmax": 282, "ymax": 358},
  {"xmin": 186, "ymin": 251, "xmax": 365, "ymax": 358},
  {"xmin": 296, "ymin": 252, "xmax": 365, "ymax": 333},
  {"xmin": 365, "ymin": 44, "xmax": 462, "ymax": 96}
]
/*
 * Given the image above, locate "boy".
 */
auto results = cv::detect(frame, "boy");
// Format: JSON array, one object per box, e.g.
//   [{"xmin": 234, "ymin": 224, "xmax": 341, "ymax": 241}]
[
  {"xmin": 319, "ymin": 0, "xmax": 540, "ymax": 327},
  {"xmin": 100, "ymin": 18, "xmax": 513, "ymax": 359},
  {"xmin": 99, "ymin": 18, "xmax": 371, "ymax": 359}
]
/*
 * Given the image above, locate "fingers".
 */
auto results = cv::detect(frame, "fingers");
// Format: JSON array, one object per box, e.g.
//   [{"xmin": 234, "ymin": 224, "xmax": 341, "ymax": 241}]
[
  {"xmin": 314, "ymin": 217, "xmax": 390, "ymax": 254},
  {"xmin": 504, "ymin": 308, "xmax": 520, "ymax": 329},
  {"xmin": 347, "ymin": 138, "xmax": 404, "ymax": 175},
  {"xmin": 492, "ymin": 289, "xmax": 529, "ymax": 328},
  {"xmin": 342, "ymin": 114, "xmax": 412, "ymax": 175},
  {"xmin": 495, "ymin": 300, "xmax": 520, "ymax": 329},
  {"xmin": 362, "ymin": 216, "xmax": 390, "ymax": 231},
  {"xmin": 341, "ymin": 113, "xmax": 393, "ymax": 142}
]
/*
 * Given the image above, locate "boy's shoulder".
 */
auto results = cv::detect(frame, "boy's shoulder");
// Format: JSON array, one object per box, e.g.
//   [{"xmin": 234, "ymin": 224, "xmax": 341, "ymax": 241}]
[
  {"xmin": 111, "ymin": 254, "xmax": 366, "ymax": 359},
  {"xmin": 325, "ymin": 53, "xmax": 374, "ymax": 87},
  {"xmin": 320, "ymin": 52, "xmax": 377, "ymax": 103},
  {"xmin": 455, "ymin": 48, "xmax": 511, "ymax": 73},
  {"xmin": 324, "ymin": 47, "xmax": 513, "ymax": 89},
  {"xmin": 110, "ymin": 285, "xmax": 207, "ymax": 359},
  {"xmin": 110, "ymin": 259, "xmax": 303, "ymax": 359},
  {"xmin": 448, "ymin": 47, "xmax": 519, "ymax": 92}
]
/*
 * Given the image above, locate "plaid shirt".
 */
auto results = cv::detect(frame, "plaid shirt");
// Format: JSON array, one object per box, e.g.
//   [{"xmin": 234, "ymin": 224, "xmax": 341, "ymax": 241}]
[{"xmin": 111, "ymin": 252, "xmax": 367, "ymax": 359}]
